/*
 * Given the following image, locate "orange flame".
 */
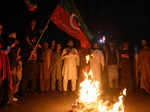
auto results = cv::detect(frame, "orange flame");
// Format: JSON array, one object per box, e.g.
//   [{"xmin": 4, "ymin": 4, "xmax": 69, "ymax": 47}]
[
  {"xmin": 76, "ymin": 55, "xmax": 127, "ymax": 112},
  {"xmin": 85, "ymin": 55, "xmax": 90, "ymax": 64}
]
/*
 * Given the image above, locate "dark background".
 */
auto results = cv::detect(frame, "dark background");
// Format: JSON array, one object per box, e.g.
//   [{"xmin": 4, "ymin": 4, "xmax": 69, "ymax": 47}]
[{"xmin": 0, "ymin": 0, "xmax": 149, "ymax": 45}]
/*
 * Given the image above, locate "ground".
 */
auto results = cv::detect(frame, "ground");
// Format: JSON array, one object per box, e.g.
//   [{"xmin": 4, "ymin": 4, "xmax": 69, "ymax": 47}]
[{"xmin": 0, "ymin": 89, "xmax": 150, "ymax": 112}]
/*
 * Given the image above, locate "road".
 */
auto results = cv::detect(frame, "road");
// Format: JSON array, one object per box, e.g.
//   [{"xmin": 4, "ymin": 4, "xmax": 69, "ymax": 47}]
[{"xmin": 0, "ymin": 90, "xmax": 150, "ymax": 112}]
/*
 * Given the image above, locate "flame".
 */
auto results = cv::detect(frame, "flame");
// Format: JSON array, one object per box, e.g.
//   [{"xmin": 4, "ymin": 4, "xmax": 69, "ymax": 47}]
[
  {"xmin": 123, "ymin": 88, "xmax": 127, "ymax": 96},
  {"xmin": 85, "ymin": 55, "xmax": 90, "ymax": 64},
  {"xmin": 74, "ymin": 55, "xmax": 127, "ymax": 112},
  {"xmin": 79, "ymin": 71, "xmax": 100, "ymax": 104}
]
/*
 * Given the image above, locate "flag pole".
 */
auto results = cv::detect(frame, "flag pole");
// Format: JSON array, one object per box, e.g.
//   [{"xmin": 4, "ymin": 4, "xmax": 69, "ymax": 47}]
[{"xmin": 34, "ymin": 18, "xmax": 50, "ymax": 50}]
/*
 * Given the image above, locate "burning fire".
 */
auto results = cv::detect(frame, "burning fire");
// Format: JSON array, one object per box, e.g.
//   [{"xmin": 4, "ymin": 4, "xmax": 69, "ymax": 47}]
[
  {"xmin": 85, "ymin": 55, "xmax": 90, "ymax": 64},
  {"xmin": 79, "ymin": 71, "xmax": 100, "ymax": 104},
  {"xmin": 72, "ymin": 54, "xmax": 127, "ymax": 112},
  {"xmin": 98, "ymin": 89, "xmax": 127, "ymax": 112}
]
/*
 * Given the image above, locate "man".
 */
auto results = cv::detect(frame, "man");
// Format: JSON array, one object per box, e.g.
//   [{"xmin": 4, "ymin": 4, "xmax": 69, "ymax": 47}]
[
  {"xmin": 2, "ymin": 32, "xmax": 24, "ymax": 104},
  {"xmin": 138, "ymin": 40, "xmax": 150, "ymax": 94},
  {"xmin": 0, "ymin": 24, "xmax": 13, "ymax": 105},
  {"xmin": 134, "ymin": 44, "xmax": 139, "ymax": 89},
  {"xmin": 40, "ymin": 42, "xmax": 52, "ymax": 92},
  {"xmin": 50, "ymin": 40, "xmax": 56, "ymax": 51},
  {"xmin": 102, "ymin": 44, "xmax": 109, "ymax": 88},
  {"xmin": 50, "ymin": 40, "xmax": 56, "ymax": 91},
  {"xmin": 50, "ymin": 40, "xmax": 56, "ymax": 66},
  {"xmin": 90, "ymin": 42, "xmax": 104, "ymax": 86},
  {"xmin": 105, "ymin": 41, "xmax": 119, "ymax": 89},
  {"xmin": 119, "ymin": 42, "xmax": 134, "ymax": 91},
  {"xmin": 51, "ymin": 43, "xmax": 63, "ymax": 92},
  {"xmin": 22, "ymin": 19, "xmax": 40, "ymax": 94},
  {"xmin": 62, "ymin": 40, "xmax": 79, "ymax": 92}
]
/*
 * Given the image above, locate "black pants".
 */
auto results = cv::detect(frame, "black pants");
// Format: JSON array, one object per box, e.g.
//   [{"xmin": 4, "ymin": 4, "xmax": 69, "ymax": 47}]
[
  {"xmin": 0, "ymin": 78, "xmax": 9, "ymax": 105},
  {"xmin": 22, "ymin": 62, "xmax": 39, "ymax": 93}
]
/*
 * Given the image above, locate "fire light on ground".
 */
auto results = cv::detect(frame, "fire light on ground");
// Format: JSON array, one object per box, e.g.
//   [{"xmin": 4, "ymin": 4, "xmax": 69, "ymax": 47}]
[{"xmin": 72, "ymin": 55, "xmax": 127, "ymax": 112}]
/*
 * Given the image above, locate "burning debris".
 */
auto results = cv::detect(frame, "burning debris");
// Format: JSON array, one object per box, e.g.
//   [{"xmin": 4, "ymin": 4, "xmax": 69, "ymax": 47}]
[{"xmin": 71, "ymin": 55, "xmax": 127, "ymax": 112}]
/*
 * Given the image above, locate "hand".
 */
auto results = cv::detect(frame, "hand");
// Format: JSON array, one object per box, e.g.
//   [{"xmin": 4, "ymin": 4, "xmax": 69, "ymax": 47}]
[
  {"xmin": 10, "ymin": 41, "xmax": 18, "ymax": 48},
  {"xmin": 17, "ymin": 56, "xmax": 22, "ymax": 60},
  {"xmin": 38, "ymin": 44, "xmax": 42, "ymax": 48},
  {"xmin": 4, "ymin": 50, "xmax": 9, "ymax": 55}
]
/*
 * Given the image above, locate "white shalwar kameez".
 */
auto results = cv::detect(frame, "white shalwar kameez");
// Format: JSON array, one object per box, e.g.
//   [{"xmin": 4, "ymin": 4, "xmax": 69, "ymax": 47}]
[
  {"xmin": 90, "ymin": 49, "xmax": 104, "ymax": 84},
  {"xmin": 62, "ymin": 48, "xmax": 79, "ymax": 92}
]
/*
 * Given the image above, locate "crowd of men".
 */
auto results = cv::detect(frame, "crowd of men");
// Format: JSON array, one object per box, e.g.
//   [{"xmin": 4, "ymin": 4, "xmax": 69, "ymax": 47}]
[{"xmin": 0, "ymin": 19, "xmax": 150, "ymax": 105}]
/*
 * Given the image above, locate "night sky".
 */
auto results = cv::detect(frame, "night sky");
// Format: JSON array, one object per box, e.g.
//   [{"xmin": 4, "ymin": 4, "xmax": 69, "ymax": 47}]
[{"xmin": 0, "ymin": 0, "xmax": 149, "ymax": 45}]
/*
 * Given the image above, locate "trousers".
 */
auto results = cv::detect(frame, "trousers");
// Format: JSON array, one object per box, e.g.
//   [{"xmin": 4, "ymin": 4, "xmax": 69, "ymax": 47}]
[
  {"xmin": 63, "ymin": 79, "xmax": 76, "ymax": 92},
  {"xmin": 107, "ymin": 65, "xmax": 119, "ymax": 88},
  {"xmin": 22, "ymin": 62, "xmax": 39, "ymax": 92}
]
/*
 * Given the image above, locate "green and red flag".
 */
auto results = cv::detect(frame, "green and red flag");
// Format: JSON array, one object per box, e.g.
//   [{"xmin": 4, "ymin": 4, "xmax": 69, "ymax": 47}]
[{"xmin": 50, "ymin": 0, "xmax": 93, "ymax": 48}]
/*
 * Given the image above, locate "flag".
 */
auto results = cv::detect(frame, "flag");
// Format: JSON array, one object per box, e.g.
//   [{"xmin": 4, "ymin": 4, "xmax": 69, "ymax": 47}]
[{"xmin": 50, "ymin": 1, "xmax": 92, "ymax": 48}]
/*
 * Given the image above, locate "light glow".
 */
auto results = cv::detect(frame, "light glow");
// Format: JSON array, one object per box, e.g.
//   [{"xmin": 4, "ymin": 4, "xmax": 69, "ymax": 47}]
[{"xmin": 72, "ymin": 55, "xmax": 127, "ymax": 112}]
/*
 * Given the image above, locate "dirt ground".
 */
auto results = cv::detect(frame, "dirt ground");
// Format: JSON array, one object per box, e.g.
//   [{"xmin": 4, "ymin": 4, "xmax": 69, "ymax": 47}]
[{"xmin": 0, "ymin": 89, "xmax": 150, "ymax": 112}]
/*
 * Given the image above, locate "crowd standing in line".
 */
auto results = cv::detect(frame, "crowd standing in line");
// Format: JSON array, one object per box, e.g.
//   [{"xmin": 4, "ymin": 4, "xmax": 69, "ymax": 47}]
[{"xmin": 0, "ymin": 19, "xmax": 150, "ymax": 105}]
